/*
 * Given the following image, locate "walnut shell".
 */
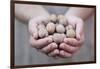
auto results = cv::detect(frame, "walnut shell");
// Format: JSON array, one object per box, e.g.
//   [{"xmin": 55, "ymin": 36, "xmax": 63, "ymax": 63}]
[
  {"xmin": 42, "ymin": 19, "xmax": 49, "ymax": 26},
  {"xmin": 59, "ymin": 17, "xmax": 68, "ymax": 26},
  {"xmin": 38, "ymin": 24, "xmax": 48, "ymax": 38},
  {"xmin": 49, "ymin": 14, "xmax": 57, "ymax": 22},
  {"xmin": 66, "ymin": 29, "xmax": 76, "ymax": 38},
  {"xmin": 46, "ymin": 22, "xmax": 55, "ymax": 34},
  {"xmin": 58, "ymin": 15, "xmax": 68, "ymax": 26},
  {"xmin": 57, "ymin": 14, "xmax": 64, "ymax": 20},
  {"xmin": 66, "ymin": 25, "xmax": 73, "ymax": 30},
  {"xmin": 56, "ymin": 24, "xmax": 65, "ymax": 33},
  {"xmin": 53, "ymin": 33, "xmax": 66, "ymax": 43}
]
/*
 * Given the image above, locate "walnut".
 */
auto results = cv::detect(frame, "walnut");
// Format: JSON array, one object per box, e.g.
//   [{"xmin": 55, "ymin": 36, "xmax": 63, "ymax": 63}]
[
  {"xmin": 49, "ymin": 14, "xmax": 57, "ymax": 23},
  {"xmin": 53, "ymin": 33, "xmax": 66, "ymax": 43},
  {"xmin": 38, "ymin": 24, "xmax": 48, "ymax": 38},
  {"xmin": 66, "ymin": 25, "xmax": 76, "ymax": 38},
  {"xmin": 56, "ymin": 24, "xmax": 65, "ymax": 33},
  {"xmin": 46, "ymin": 22, "xmax": 55, "ymax": 34}
]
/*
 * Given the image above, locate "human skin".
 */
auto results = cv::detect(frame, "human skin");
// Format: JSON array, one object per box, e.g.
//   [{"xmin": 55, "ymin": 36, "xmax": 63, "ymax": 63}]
[
  {"xmin": 15, "ymin": 4, "xmax": 94, "ymax": 58},
  {"xmin": 59, "ymin": 15, "xmax": 85, "ymax": 57},
  {"xmin": 29, "ymin": 16, "xmax": 59, "ymax": 55},
  {"xmin": 47, "ymin": 7, "xmax": 94, "ymax": 58},
  {"xmin": 32, "ymin": 15, "xmax": 84, "ymax": 58},
  {"xmin": 57, "ymin": 7, "xmax": 94, "ymax": 58},
  {"xmin": 15, "ymin": 4, "xmax": 59, "ymax": 56}
]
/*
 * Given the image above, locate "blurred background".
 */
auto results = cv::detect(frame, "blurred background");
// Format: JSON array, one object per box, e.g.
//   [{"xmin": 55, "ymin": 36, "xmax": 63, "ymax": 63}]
[{"xmin": 15, "ymin": 4, "xmax": 95, "ymax": 65}]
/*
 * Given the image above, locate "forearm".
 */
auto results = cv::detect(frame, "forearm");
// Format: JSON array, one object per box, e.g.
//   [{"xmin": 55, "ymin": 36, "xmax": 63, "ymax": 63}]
[
  {"xmin": 65, "ymin": 7, "xmax": 94, "ymax": 20},
  {"xmin": 15, "ymin": 4, "xmax": 49, "ymax": 23}
]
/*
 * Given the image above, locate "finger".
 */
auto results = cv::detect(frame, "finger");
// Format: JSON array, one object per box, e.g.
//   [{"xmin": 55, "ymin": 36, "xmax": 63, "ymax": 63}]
[
  {"xmin": 28, "ymin": 20, "xmax": 38, "ymax": 39},
  {"xmin": 65, "ymin": 16, "xmax": 76, "ymax": 28},
  {"xmin": 41, "ymin": 43, "xmax": 58, "ymax": 53},
  {"xmin": 30, "ymin": 36, "xmax": 52, "ymax": 49},
  {"xmin": 31, "ymin": 28, "xmax": 38, "ymax": 39},
  {"xmin": 48, "ymin": 49, "xmax": 59, "ymax": 57},
  {"xmin": 59, "ymin": 50, "xmax": 72, "ymax": 58},
  {"xmin": 64, "ymin": 37, "xmax": 84, "ymax": 46},
  {"xmin": 76, "ymin": 19, "xmax": 84, "ymax": 40},
  {"xmin": 33, "ymin": 16, "xmax": 49, "ymax": 25},
  {"xmin": 59, "ymin": 43, "xmax": 79, "ymax": 53}
]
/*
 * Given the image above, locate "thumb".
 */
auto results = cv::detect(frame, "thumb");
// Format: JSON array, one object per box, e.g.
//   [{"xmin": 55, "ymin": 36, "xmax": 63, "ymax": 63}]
[
  {"xmin": 76, "ymin": 33, "xmax": 81, "ymax": 40},
  {"xmin": 30, "ymin": 36, "xmax": 53, "ymax": 49},
  {"xmin": 76, "ymin": 20, "xmax": 84, "ymax": 40}
]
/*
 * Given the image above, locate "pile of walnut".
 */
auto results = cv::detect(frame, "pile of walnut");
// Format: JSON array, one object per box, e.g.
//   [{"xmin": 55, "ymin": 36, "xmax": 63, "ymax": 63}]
[{"xmin": 36, "ymin": 14, "xmax": 76, "ymax": 44}]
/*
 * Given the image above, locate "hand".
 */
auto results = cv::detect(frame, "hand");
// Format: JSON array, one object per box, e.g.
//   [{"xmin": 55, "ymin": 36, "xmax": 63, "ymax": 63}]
[
  {"xmin": 28, "ymin": 16, "xmax": 58, "ymax": 56},
  {"xmin": 59, "ymin": 15, "xmax": 84, "ymax": 58}
]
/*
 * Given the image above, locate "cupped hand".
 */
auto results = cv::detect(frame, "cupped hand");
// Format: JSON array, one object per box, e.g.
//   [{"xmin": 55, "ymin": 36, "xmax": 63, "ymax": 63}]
[
  {"xmin": 28, "ymin": 15, "xmax": 85, "ymax": 58},
  {"xmin": 28, "ymin": 16, "xmax": 58, "ymax": 56},
  {"xmin": 58, "ymin": 15, "xmax": 85, "ymax": 58}
]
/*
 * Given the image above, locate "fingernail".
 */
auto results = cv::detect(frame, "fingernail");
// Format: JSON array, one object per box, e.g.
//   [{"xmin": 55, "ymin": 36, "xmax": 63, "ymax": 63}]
[
  {"xmin": 60, "ymin": 44, "xmax": 64, "ymax": 49},
  {"xmin": 60, "ymin": 50, "xmax": 65, "ymax": 55},
  {"xmin": 33, "ymin": 34, "xmax": 38, "ymax": 39},
  {"xmin": 52, "ymin": 43, "xmax": 57, "ymax": 48},
  {"xmin": 61, "ymin": 45, "xmax": 65, "ymax": 49},
  {"xmin": 77, "ymin": 34, "xmax": 80, "ymax": 40},
  {"xmin": 55, "ymin": 49, "xmax": 59, "ymax": 54},
  {"xmin": 47, "ymin": 38, "xmax": 52, "ymax": 43},
  {"xmin": 64, "ymin": 39, "xmax": 68, "ymax": 43}
]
